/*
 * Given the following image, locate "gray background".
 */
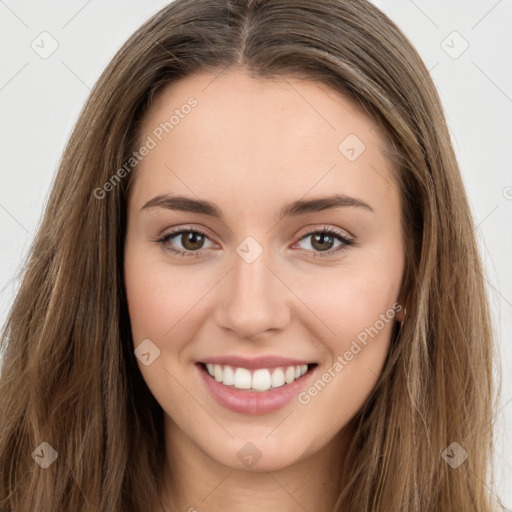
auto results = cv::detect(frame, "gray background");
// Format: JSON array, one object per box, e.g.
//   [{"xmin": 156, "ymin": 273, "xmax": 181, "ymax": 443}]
[{"xmin": 0, "ymin": 0, "xmax": 511, "ymax": 506}]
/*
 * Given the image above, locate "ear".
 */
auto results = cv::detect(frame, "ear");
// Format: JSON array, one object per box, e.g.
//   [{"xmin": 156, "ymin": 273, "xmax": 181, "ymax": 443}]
[
  {"xmin": 394, "ymin": 293, "xmax": 408, "ymax": 323},
  {"xmin": 395, "ymin": 305, "xmax": 406, "ymax": 323}
]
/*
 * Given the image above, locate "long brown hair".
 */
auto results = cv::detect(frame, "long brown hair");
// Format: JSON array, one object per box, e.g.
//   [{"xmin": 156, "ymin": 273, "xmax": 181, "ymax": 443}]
[{"xmin": 0, "ymin": 0, "xmax": 502, "ymax": 510}]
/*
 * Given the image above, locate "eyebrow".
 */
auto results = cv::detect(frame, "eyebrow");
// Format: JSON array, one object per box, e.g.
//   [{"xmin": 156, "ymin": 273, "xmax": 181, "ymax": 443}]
[{"xmin": 141, "ymin": 193, "xmax": 374, "ymax": 219}]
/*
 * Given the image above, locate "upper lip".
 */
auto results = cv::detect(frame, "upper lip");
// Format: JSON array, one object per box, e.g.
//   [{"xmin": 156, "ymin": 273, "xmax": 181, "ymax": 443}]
[{"xmin": 198, "ymin": 355, "xmax": 316, "ymax": 370}]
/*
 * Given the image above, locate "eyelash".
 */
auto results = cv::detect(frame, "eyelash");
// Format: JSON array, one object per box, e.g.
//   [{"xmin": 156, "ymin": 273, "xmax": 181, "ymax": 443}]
[{"xmin": 153, "ymin": 225, "xmax": 355, "ymax": 259}]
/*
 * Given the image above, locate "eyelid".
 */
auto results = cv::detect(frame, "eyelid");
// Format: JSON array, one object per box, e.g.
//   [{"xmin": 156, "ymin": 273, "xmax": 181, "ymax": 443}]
[{"xmin": 298, "ymin": 224, "xmax": 354, "ymax": 241}]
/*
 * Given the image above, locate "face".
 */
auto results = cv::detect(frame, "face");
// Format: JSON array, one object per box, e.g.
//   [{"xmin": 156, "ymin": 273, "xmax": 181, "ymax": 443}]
[{"xmin": 124, "ymin": 68, "xmax": 405, "ymax": 473}]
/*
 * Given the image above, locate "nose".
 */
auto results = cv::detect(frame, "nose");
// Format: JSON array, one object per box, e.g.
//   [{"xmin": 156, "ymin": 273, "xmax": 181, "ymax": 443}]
[{"xmin": 213, "ymin": 241, "xmax": 291, "ymax": 341}]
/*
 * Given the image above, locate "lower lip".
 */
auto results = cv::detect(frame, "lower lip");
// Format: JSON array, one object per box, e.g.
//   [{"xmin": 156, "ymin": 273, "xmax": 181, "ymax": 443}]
[{"xmin": 197, "ymin": 363, "xmax": 317, "ymax": 415}]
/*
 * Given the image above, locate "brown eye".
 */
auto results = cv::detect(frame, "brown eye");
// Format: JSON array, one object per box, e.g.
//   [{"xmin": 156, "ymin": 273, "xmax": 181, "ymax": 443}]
[
  {"xmin": 295, "ymin": 227, "xmax": 355, "ymax": 258},
  {"xmin": 179, "ymin": 231, "xmax": 205, "ymax": 251},
  {"xmin": 310, "ymin": 232, "xmax": 336, "ymax": 252},
  {"xmin": 156, "ymin": 227, "xmax": 214, "ymax": 257}
]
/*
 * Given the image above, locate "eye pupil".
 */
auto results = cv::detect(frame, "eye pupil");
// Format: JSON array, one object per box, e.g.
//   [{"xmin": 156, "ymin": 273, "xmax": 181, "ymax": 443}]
[
  {"xmin": 182, "ymin": 232, "xmax": 204, "ymax": 250},
  {"xmin": 311, "ymin": 233, "xmax": 334, "ymax": 251}
]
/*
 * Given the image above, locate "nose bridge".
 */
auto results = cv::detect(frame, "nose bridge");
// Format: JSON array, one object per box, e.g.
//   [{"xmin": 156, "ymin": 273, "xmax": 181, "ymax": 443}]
[
  {"xmin": 215, "ymin": 235, "xmax": 290, "ymax": 338},
  {"xmin": 232, "ymin": 241, "xmax": 272, "ymax": 303}
]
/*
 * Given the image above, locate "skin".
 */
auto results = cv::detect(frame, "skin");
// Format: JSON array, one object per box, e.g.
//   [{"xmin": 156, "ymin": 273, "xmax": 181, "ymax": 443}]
[{"xmin": 124, "ymin": 67, "xmax": 406, "ymax": 512}]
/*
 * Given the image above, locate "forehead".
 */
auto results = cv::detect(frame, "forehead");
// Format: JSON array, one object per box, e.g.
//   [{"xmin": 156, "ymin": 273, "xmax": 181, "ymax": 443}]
[
  {"xmin": 131, "ymin": 68, "xmax": 398, "ymax": 217},
  {"xmin": 140, "ymin": 67, "xmax": 388, "ymax": 154}
]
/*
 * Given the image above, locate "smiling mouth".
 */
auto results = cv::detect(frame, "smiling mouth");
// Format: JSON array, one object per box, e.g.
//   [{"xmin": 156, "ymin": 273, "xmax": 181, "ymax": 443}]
[{"xmin": 199, "ymin": 362, "xmax": 318, "ymax": 392}]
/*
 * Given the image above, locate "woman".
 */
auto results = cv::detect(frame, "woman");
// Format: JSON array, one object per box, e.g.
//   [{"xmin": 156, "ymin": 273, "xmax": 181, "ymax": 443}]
[{"xmin": 0, "ymin": 0, "xmax": 503, "ymax": 510}]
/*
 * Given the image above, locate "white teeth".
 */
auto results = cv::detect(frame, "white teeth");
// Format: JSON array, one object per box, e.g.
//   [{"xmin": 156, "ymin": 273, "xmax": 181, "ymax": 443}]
[
  {"xmin": 213, "ymin": 364, "xmax": 223, "ymax": 382},
  {"xmin": 252, "ymin": 369, "xmax": 272, "ymax": 391},
  {"xmin": 233, "ymin": 367, "xmax": 252, "ymax": 389},
  {"xmin": 204, "ymin": 363, "xmax": 311, "ymax": 391},
  {"xmin": 284, "ymin": 366, "xmax": 296, "ymax": 384},
  {"xmin": 223, "ymin": 365, "xmax": 235, "ymax": 386},
  {"xmin": 271, "ymin": 368, "xmax": 285, "ymax": 388}
]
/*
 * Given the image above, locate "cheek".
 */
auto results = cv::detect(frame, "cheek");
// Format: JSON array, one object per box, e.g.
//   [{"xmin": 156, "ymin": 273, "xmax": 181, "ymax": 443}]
[
  {"xmin": 292, "ymin": 263, "xmax": 402, "ymax": 347},
  {"xmin": 124, "ymin": 246, "xmax": 197, "ymax": 343},
  {"xmin": 295, "ymin": 270, "xmax": 399, "ymax": 430},
  {"xmin": 123, "ymin": 248, "xmax": 203, "ymax": 403}
]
